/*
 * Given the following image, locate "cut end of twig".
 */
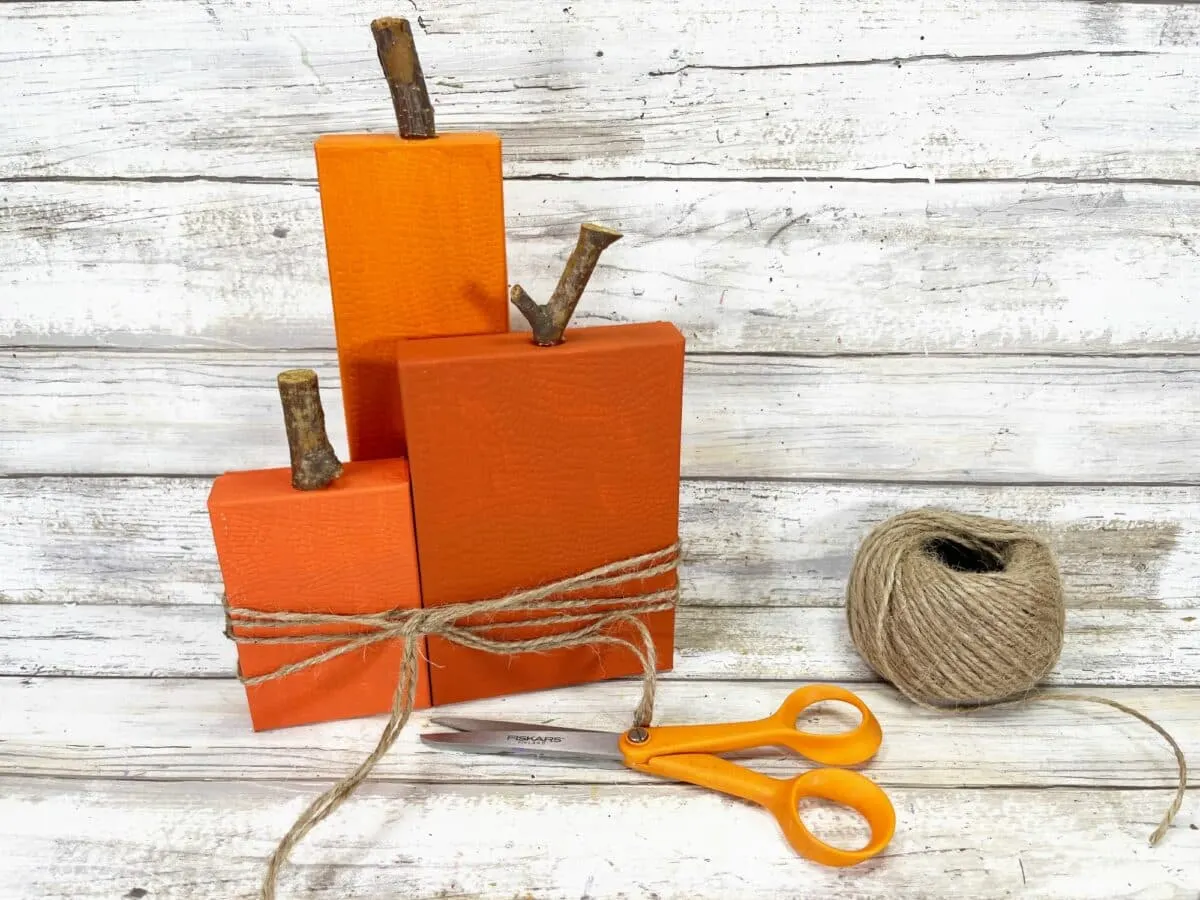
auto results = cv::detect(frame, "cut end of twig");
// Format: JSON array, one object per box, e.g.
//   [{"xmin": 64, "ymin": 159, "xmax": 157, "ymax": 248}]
[
  {"xmin": 510, "ymin": 223, "xmax": 623, "ymax": 346},
  {"xmin": 371, "ymin": 16, "xmax": 436, "ymax": 138},
  {"xmin": 579, "ymin": 223, "xmax": 623, "ymax": 245},
  {"xmin": 277, "ymin": 368, "xmax": 344, "ymax": 491}
]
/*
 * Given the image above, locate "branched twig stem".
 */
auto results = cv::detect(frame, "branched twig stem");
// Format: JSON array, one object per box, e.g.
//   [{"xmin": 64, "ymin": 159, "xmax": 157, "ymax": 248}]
[{"xmin": 510, "ymin": 223, "xmax": 623, "ymax": 345}]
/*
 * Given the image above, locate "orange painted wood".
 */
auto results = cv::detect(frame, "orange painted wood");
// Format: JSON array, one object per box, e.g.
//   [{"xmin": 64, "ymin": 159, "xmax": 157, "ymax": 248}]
[
  {"xmin": 314, "ymin": 133, "xmax": 510, "ymax": 461},
  {"xmin": 207, "ymin": 458, "xmax": 428, "ymax": 730},
  {"xmin": 395, "ymin": 323, "xmax": 685, "ymax": 706}
]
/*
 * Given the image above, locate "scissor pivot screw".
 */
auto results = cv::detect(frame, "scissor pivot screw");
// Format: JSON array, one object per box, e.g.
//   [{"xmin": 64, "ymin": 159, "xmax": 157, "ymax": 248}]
[{"xmin": 626, "ymin": 727, "xmax": 649, "ymax": 744}]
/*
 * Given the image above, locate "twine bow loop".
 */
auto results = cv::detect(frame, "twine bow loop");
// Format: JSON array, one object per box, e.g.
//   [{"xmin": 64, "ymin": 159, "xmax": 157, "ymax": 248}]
[{"xmin": 222, "ymin": 542, "xmax": 682, "ymax": 900}]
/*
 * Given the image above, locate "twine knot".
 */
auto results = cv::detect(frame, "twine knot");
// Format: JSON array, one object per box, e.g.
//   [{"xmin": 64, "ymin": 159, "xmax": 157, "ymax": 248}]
[{"xmin": 222, "ymin": 542, "xmax": 681, "ymax": 899}]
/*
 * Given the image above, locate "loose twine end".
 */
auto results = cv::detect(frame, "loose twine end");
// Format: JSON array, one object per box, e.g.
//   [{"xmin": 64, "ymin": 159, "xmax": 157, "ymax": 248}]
[
  {"xmin": 1009, "ymin": 692, "xmax": 1188, "ymax": 847},
  {"xmin": 225, "ymin": 543, "xmax": 681, "ymax": 900},
  {"xmin": 882, "ymin": 687, "xmax": 1190, "ymax": 848}
]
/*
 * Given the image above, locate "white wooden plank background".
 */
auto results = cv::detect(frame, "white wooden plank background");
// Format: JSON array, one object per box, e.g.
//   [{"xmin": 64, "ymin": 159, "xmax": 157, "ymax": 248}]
[
  {"xmin": 4, "ymin": 1, "xmax": 1200, "ymax": 180},
  {"xmin": 7, "ymin": 602, "xmax": 1198, "ymax": 683},
  {"xmin": 4, "ymin": 478, "xmax": 1197, "ymax": 608},
  {"xmin": 6, "ymin": 678, "xmax": 1197, "ymax": 788},
  {"xmin": 6, "ymin": 351, "xmax": 1200, "ymax": 481},
  {"xmin": 5, "ymin": 180, "xmax": 1200, "ymax": 354},
  {"xmin": 2, "ymin": 0, "xmax": 1198, "ymax": 897},
  {"xmin": 3, "ymin": 779, "xmax": 1194, "ymax": 900}
]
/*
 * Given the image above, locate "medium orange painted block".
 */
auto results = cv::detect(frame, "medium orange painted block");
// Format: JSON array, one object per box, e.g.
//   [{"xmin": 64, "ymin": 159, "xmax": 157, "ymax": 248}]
[
  {"xmin": 207, "ymin": 458, "xmax": 429, "ymax": 730},
  {"xmin": 395, "ymin": 323, "xmax": 685, "ymax": 706},
  {"xmin": 314, "ymin": 133, "xmax": 510, "ymax": 461}
]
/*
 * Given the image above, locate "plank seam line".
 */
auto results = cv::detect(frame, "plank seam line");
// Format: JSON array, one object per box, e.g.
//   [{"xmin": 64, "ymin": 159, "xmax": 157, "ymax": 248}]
[
  {"xmin": 1086, "ymin": 0, "xmax": 1200, "ymax": 5},
  {"xmin": 5, "ymin": 674, "xmax": 1195, "ymax": 690},
  {"xmin": 648, "ymin": 48, "xmax": 1159, "ymax": 76},
  {"xmin": 11, "ymin": 348, "xmax": 1200, "ymax": 361},
  {"xmin": 6, "ymin": 175, "xmax": 1200, "ymax": 187},
  {"xmin": 6, "ymin": 673, "xmax": 1198, "ymax": 690},
  {"xmin": 8, "ymin": 472, "xmax": 1200, "ymax": 489},
  {"xmin": 5, "ymin": 601, "xmax": 1197, "ymax": 615},
  {"xmin": 0, "ymin": 773, "xmax": 1190, "ymax": 792}
]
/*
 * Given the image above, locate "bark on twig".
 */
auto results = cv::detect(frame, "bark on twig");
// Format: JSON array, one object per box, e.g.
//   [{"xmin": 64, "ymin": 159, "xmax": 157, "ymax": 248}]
[
  {"xmin": 371, "ymin": 16, "xmax": 436, "ymax": 138},
  {"xmin": 277, "ymin": 369, "xmax": 344, "ymax": 491},
  {"xmin": 510, "ymin": 223, "xmax": 623, "ymax": 346}
]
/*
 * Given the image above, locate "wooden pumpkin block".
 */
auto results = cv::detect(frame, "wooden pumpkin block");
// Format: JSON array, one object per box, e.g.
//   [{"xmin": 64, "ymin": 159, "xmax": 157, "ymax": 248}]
[
  {"xmin": 312, "ymin": 20, "xmax": 511, "ymax": 463},
  {"xmin": 208, "ymin": 367, "xmax": 428, "ymax": 731},
  {"xmin": 315, "ymin": 133, "xmax": 509, "ymax": 461},
  {"xmin": 395, "ymin": 322, "xmax": 685, "ymax": 706},
  {"xmin": 209, "ymin": 459, "xmax": 428, "ymax": 730}
]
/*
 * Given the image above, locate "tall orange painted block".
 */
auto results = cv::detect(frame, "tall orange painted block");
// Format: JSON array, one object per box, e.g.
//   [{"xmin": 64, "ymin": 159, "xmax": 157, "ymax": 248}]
[
  {"xmin": 314, "ymin": 19, "xmax": 509, "ymax": 462},
  {"xmin": 209, "ymin": 415, "xmax": 429, "ymax": 730},
  {"xmin": 208, "ymin": 362, "xmax": 429, "ymax": 729},
  {"xmin": 395, "ymin": 321, "xmax": 685, "ymax": 706},
  {"xmin": 315, "ymin": 133, "xmax": 509, "ymax": 460}
]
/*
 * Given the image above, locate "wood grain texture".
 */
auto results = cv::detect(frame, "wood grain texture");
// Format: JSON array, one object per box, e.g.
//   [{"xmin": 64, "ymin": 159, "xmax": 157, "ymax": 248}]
[
  {"xmin": 3, "ymin": 0, "xmax": 1200, "ymax": 179},
  {"xmin": 5, "ymin": 0, "xmax": 1198, "ymax": 54},
  {"xmin": 3, "ymin": 602, "xmax": 1196, "ymax": 684},
  {"xmin": 0, "ymin": 777, "xmax": 1195, "ymax": 900},
  {"xmin": 6, "ymin": 180, "xmax": 1200, "ymax": 354},
  {"xmin": 3, "ymin": 677, "xmax": 1195, "ymax": 789},
  {"xmin": 5, "ymin": 350, "xmax": 1200, "ymax": 481},
  {"xmin": 4, "ymin": 477, "xmax": 1198, "ymax": 610}
]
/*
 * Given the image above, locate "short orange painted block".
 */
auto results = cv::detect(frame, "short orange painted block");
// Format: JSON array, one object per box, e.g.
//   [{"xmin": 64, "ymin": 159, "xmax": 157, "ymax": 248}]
[
  {"xmin": 395, "ymin": 322, "xmax": 686, "ymax": 706},
  {"xmin": 207, "ymin": 458, "xmax": 429, "ymax": 730},
  {"xmin": 314, "ymin": 133, "xmax": 511, "ymax": 462}
]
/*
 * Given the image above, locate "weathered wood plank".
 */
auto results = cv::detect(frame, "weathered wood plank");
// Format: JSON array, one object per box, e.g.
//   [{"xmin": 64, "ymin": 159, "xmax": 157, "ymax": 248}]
[
  {"xmin": 3, "ymin": 602, "xmax": 1196, "ymax": 684},
  {"xmin": 4, "ymin": 477, "xmax": 1197, "ymax": 610},
  {"xmin": 3, "ymin": 677, "xmax": 1194, "ymax": 789},
  {"xmin": 4, "ymin": 351, "xmax": 1200, "ymax": 481},
  {"xmin": 6, "ymin": 180, "xmax": 1200, "ymax": 354},
  {"xmin": 3, "ymin": 1, "xmax": 1200, "ymax": 179},
  {"xmin": 0, "ymin": 777, "xmax": 1194, "ymax": 899},
  {"xmin": 7, "ymin": 0, "xmax": 1198, "ymax": 54}
]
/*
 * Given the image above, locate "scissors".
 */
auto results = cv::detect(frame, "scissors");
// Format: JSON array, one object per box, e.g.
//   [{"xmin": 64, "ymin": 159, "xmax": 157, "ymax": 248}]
[{"xmin": 420, "ymin": 684, "xmax": 896, "ymax": 867}]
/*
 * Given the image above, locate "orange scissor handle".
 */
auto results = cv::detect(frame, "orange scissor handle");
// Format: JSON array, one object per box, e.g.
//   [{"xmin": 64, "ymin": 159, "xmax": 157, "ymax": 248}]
[
  {"xmin": 618, "ymin": 685, "xmax": 895, "ymax": 867},
  {"xmin": 622, "ymin": 684, "xmax": 884, "ymax": 765}
]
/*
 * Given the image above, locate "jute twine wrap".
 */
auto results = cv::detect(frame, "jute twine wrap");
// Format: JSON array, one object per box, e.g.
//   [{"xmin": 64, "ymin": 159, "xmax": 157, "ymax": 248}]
[
  {"xmin": 846, "ymin": 508, "xmax": 1188, "ymax": 846},
  {"xmin": 223, "ymin": 542, "xmax": 680, "ymax": 900}
]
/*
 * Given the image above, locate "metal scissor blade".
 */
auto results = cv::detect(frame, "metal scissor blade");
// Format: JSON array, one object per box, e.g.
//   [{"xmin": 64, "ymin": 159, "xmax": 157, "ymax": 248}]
[
  {"xmin": 426, "ymin": 715, "xmax": 611, "ymax": 734},
  {"xmin": 425, "ymin": 718, "xmax": 791, "ymax": 761},
  {"xmin": 420, "ymin": 728, "xmax": 624, "ymax": 762}
]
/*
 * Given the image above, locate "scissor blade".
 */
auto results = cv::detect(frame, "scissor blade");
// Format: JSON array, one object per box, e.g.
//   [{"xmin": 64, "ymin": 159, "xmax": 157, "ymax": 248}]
[
  {"xmin": 421, "ymin": 728, "xmax": 624, "ymax": 762},
  {"xmin": 427, "ymin": 715, "xmax": 609, "ymax": 734}
]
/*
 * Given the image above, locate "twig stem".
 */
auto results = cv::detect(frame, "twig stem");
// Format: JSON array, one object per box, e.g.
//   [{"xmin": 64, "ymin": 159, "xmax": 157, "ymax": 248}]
[
  {"xmin": 371, "ymin": 16, "xmax": 436, "ymax": 138},
  {"xmin": 510, "ymin": 223, "xmax": 623, "ymax": 345},
  {"xmin": 277, "ymin": 369, "xmax": 344, "ymax": 491}
]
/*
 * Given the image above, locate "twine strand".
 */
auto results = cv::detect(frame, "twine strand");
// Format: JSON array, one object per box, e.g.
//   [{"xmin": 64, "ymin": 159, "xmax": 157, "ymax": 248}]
[
  {"xmin": 224, "ymin": 543, "xmax": 680, "ymax": 900},
  {"xmin": 997, "ymin": 691, "xmax": 1187, "ymax": 847}
]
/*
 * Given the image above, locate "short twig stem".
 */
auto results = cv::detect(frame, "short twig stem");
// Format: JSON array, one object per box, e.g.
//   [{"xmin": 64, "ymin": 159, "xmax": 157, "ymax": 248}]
[
  {"xmin": 510, "ymin": 223, "xmax": 623, "ymax": 346},
  {"xmin": 277, "ymin": 369, "xmax": 344, "ymax": 491},
  {"xmin": 371, "ymin": 16, "xmax": 436, "ymax": 138}
]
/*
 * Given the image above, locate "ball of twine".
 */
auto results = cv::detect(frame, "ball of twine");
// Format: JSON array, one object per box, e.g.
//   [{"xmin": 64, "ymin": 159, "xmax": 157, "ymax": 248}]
[
  {"xmin": 846, "ymin": 507, "xmax": 1065, "ymax": 707},
  {"xmin": 844, "ymin": 507, "xmax": 1188, "ymax": 846}
]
